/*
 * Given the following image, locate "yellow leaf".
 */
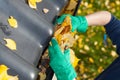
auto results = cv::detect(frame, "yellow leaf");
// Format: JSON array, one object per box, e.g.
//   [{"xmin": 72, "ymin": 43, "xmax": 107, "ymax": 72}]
[
  {"xmin": 54, "ymin": 16, "xmax": 73, "ymax": 51},
  {"xmin": 36, "ymin": 0, "xmax": 42, "ymax": 3},
  {"xmin": 8, "ymin": 16, "xmax": 18, "ymax": 28},
  {"xmin": 28, "ymin": 0, "xmax": 37, "ymax": 9},
  {"xmin": 98, "ymin": 66, "xmax": 103, "ymax": 73},
  {"xmin": 0, "ymin": 65, "xmax": 9, "ymax": 80},
  {"xmin": 79, "ymin": 63, "xmax": 85, "ymax": 74},
  {"xmin": 89, "ymin": 57, "xmax": 94, "ymax": 63},
  {"xmin": 0, "ymin": 65, "xmax": 8, "ymax": 74},
  {"xmin": 84, "ymin": 45, "xmax": 90, "ymax": 51},
  {"xmin": 111, "ymin": 50, "xmax": 117, "ymax": 57},
  {"xmin": 54, "ymin": 16, "xmax": 72, "ymax": 37},
  {"xmin": 8, "ymin": 76, "xmax": 18, "ymax": 80},
  {"xmin": 39, "ymin": 72, "xmax": 46, "ymax": 80},
  {"xmin": 4, "ymin": 38, "xmax": 17, "ymax": 50},
  {"xmin": 70, "ymin": 49, "xmax": 79, "ymax": 68},
  {"xmin": 66, "ymin": 0, "xmax": 77, "ymax": 10},
  {"xmin": 0, "ymin": 65, "xmax": 19, "ymax": 80}
]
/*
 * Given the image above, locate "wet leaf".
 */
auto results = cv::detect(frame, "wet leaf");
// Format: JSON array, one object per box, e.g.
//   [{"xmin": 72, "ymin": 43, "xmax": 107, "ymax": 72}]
[
  {"xmin": 8, "ymin": 16, "xmax": 18, "ymax": 28},
  {"xmin": 4, "ymin": 38, "xmax": 17, "ymax": 50}
]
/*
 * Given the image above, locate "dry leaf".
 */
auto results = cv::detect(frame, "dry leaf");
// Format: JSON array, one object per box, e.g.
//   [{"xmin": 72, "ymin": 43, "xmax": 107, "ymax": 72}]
[
  {"xmin": 66, "ymin": 0, "xmax": 77, "ymax": 10},
  {"xmin": 4, "ymin": 38, "xmax": 17, "ymax": 50},
  {"xmin": 28, "ymin": 0, "xmax": 37, "ymax": 9},
  {"xmin": 54, "ymin": 16, "xmax": 72, "ymax": 37},
  {"xmin": 39, "ymin": 72, "xmax": 46, "ymax": 80},
  {"xmin": 70, "ymin": 49, "xmax": 79, "ymax": 68},
  {"xmin": 8, "ymin": 16, "xmax": 18, "ymax": 28},
  {"xmin": 43, "ymin": 8, "xmax": 49, "ymax": 14}
]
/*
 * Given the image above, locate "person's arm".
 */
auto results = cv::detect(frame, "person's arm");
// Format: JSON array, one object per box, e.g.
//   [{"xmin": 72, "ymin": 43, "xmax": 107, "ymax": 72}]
[
  {"xmin": 51, "ymin": 11, "xmax": 120, "ymax": 80},
  {"xmin": 87, "ymin": 11, "xmax": 120, "ymax": 55},
  {"xmin": 86, "ymin": 11, "xmax": 111, "ymax": 26},
  {"xmin": 56, "ymin": 11, "xmax": 112, "ymax": 33}
]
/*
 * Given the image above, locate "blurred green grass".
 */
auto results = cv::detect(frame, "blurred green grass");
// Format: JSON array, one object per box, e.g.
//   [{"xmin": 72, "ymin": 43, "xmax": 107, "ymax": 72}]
[{"xmin": 72, "ymin": 0, "xmax": 120, "ymax": 80}]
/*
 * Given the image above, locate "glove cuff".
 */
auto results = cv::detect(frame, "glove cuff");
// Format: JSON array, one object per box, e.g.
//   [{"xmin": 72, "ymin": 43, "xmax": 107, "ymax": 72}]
[
  {"xmin": 77, "ymin": 16, "xmax": 88, "ymax": 33},
  {"xmin": 54, "ymin": 64, "xmax": 77, "ymax": 80}
]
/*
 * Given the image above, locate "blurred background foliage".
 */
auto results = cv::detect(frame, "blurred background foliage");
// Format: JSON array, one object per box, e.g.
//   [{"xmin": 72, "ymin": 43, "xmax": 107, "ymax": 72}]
[{"xmin": 64, "ymin": 0, "xmax": 120, "ymax": 80}]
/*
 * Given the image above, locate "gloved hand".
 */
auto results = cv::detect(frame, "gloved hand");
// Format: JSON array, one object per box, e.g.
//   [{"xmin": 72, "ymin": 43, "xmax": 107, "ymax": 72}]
[
  {"xmin": 55, "ymin": 14, "xmax": 88, "ymax": 32},
  {"xmin": 48, "ymin": 38, "xmax": 77, "ymax": 80}
]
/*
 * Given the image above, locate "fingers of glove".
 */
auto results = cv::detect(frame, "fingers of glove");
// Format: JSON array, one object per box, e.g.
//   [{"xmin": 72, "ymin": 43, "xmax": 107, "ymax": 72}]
[
  {"xmin": 55, "ymin": 14, "xmax": 71, "ymax": 25},
  {"xmin": 51, "ymin": 38, "xmax": 62, "ymax": 54},
  {"xmin": 64, "ymin": 49, "xmax": 70, "ymax": 60},
  {"xmin": 64, "ymin": 49, "xmax": 70, "ymax": 56},
  {"xmin": 55, "ymin": 14, "xmax": 66, "ymax": 24}
]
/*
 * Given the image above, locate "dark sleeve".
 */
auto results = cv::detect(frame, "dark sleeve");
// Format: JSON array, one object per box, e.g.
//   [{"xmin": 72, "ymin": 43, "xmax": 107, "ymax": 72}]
[{"xmin": 104, "ymin": 14, "xmax": 120, "ymax": 55}]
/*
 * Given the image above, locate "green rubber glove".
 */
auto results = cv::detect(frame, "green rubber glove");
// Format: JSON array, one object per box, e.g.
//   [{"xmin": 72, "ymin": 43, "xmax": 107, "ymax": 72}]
[
  {"xmin": 48, "ymin": 38, "xmax": 77, "ymax": 80},
  {"xmin": 56, "ymin": 14, "xmax": 88, "ymax": 32}
]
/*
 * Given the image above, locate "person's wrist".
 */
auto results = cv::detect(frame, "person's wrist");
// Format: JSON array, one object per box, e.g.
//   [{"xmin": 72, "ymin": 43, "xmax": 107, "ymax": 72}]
[
  {"xmin": 54, "ymin": 64, "xmax": 77, "ymax": 80},
  {"xmin": 76, "ymin": 16, "xmax": 88, "ymax": 32}
]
